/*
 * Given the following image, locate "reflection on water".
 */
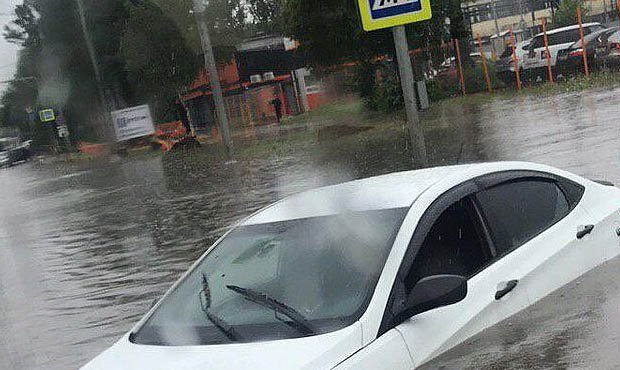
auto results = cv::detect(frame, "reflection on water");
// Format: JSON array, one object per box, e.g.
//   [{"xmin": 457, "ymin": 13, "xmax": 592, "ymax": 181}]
[{"xmin": 2, "ymin": 88, "xmax": 620, "ymax": 369}]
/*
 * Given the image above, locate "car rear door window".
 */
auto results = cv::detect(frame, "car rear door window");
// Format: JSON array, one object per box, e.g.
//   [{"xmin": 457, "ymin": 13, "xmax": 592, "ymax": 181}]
[
  {"xmin": 530, "ymin": 36, "xmax": 543, "ymax": 49},
  {"xmin": 548, "ymin": 29, "xmax": 580, "ymax": 46},
  {"xmin": 474, "ymin": 179, "xmax": 570, "ymax": 256}
]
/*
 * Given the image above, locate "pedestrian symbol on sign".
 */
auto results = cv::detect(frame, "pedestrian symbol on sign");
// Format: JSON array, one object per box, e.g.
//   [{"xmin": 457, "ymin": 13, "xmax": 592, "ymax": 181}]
[
  {"xmin": 358, "ymin": 0, "xmax": 430, "ymax": 31},
  {"xmin": 371, "ymin": 0, "xmax": 420, "ymax": 16}
]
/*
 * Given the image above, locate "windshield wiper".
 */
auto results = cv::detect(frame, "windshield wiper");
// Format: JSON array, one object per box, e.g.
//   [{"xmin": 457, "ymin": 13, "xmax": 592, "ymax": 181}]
[
  {"xmin": 198, "ymin": 273, "xmax": 242, "ymax": 342},
  {"xmin": 226, "ymin": 284, "xmax": 314, "ymax": 335}
]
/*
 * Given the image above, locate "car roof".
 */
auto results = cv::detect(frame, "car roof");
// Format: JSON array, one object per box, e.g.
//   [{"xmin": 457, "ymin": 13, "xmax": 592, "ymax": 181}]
[
  {"xmin": 534, "ymin": 23, "xmax": 601, "ymax": 38},
  {"xmin": 574, "ymin": 27, "xmax": 617, "ymax": 45},
  {"xmin": 242, "ymin": 162, "xmax": 564, "ymax": 225}
]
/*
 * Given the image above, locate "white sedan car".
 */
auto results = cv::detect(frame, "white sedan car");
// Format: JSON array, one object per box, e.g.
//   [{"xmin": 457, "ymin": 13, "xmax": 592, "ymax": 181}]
[{"xmin": 83, "ymin": 162, "xmax": 620, "ymax": 370}]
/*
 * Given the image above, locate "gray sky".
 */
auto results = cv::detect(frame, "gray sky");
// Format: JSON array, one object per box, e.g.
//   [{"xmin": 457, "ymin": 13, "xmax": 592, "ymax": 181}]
[{"xmin": 0, "ymin": 0, "xmax": 21, "ymax": 94}]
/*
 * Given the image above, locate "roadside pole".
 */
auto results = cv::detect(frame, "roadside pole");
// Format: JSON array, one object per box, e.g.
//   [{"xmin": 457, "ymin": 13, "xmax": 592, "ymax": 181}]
[
  {"xmin": 542, "ymin": 19, "xmax": 554, "ymax": 83},
  {"xmin": 490, "ymin": 0, "xmax": 501, "ymax": 59},
  {"xmin": 392, "ymin": 26, "xmax": 428, "ymax": 167},
  {"xmin": 509, "ymin": 29, "xmax": 522, "ymax": 91},
  {"xmin": 477, "ymin": 34, "xmax": 492, "ymax": 92},
  {"xmin": 604, "ymin": 0, "xmax": 610, "ymax": 25},
  {"xmin": 75, "ymin": 0, "xmax": 115, "ymax": 141},
  {"xmin": 192, "ymin": 0, "xmax": 233, "ymax": 156},
  {"xmin": 358, "ymin": 0, "xmax": 431, "ymax": 167},
  {"xmin": 491, "ymin": 0, "xmax": 501, "ymax": 38},
  {"xmin": 454, "ymin": 39, "xmax": 466, "ymax": 96},
  {"xmin": 576, "ymin": 8, "xmax": 590, "ymax": 79}
]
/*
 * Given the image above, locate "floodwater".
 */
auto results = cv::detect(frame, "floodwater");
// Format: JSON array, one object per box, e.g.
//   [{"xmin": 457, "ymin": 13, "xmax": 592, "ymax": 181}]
[{"xmin": 2, "ymin": 87, "xmax": 620, "ymax": 369}]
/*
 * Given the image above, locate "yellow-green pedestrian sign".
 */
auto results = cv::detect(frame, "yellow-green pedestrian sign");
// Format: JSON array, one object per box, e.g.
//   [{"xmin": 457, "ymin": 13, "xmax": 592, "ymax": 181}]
[
  {"xmin": 39, "ymin": 109, "xmax": 56, "ymax": 123},
  {"xmin": 358, "ymin": 0, "xmax": 432, "ymax": 31}
]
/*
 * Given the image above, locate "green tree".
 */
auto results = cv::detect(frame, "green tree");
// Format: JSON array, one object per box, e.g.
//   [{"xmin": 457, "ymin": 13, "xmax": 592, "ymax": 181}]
[
  {"xmin": 121, "ymin": 2, "xmax": 200, "ymax": 121},
  {"xmin": 554, "ymin": 0, "xmax": 588, "ymax": 28},
  {"xmin": 1, "ymin": 2, "xmax": 43, "ymax": 141},
  {"xmin": 282, "ymin": 0, "xmax": 468, "ymax": 68},
  {"xmin": 247, "ymin": 0, "xmax": 283, "ymax": 33},
  {"xmin": 2, "ymin": 0, "xmax": 200, "ymax": 146},
  {"xmin": 282, "ymin": 0, "xmax": 469, "ymax": 105},
  {"xmin": 2, "ymin": 3, "xmax": 40, "ymax": 47}
]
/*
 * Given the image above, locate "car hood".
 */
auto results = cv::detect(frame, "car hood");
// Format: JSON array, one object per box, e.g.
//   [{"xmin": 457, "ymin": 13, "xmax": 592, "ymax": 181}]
[{"xmin": 81, "ymin": 323, "xmax": 362, "ymax": 370}]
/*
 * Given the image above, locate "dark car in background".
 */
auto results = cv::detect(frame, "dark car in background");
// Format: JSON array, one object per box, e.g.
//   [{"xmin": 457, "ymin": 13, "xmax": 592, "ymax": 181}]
[
  {"xmin": 557, "ymin": 27, "xmax": 620, "ymax": 75},
  {"xmin": 0, "ymin": 137, "xmax": 32, "ymax": 168},
  {"xmin": 602, "ymin": 29, "xmax": 620, "ymax": 68}
]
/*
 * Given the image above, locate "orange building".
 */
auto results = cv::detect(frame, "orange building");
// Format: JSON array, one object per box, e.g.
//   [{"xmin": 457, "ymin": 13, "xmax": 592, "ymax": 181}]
[{"xmin": 180, "ymin": 35, "xmax": 328, "ymax": 133}]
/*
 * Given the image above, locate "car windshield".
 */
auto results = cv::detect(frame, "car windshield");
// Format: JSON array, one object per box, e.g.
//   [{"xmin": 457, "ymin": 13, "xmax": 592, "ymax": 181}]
[
  {"xmin": 608, "ymin": 30, "xmax": 620, "ymax": 44},
  {"xmin": 131, "ymin": 208, "xmax": 407, "ymax": 346},
  {"xmin": 573, "ymin": 28, "xmax": 614, "ymax": 48}
]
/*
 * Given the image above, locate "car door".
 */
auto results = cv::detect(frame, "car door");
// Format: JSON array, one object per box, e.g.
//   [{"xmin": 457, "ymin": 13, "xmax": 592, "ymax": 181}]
[
  {"xmin": 381, "ymin": 178, "xmax": 515, "ymax": 368},
  {"xmin": 522, "ymin": 36, "xmax": 543, "ymax": 71},
  {"xmin": 470, "ymin": 176, "xmax": 596, "ymax": 327},
  {"xmin": 386, "ymin": 172, "xmax": 592, "ymax": 368},
  {"xmin": 548, "ymin": 29, "xmax": 582, "ymax": 68}
]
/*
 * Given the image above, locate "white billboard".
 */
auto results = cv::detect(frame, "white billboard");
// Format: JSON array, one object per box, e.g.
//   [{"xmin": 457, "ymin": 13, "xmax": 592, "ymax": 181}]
[{"xmin": 111, "ymin": 105, "xmax": 155, "ymax": 142}]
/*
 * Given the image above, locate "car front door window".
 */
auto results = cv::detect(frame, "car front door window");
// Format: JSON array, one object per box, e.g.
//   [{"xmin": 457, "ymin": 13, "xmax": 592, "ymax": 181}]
[{"xmin": 404, "ymin": 197, "xmax": 492, "ymax": 291}]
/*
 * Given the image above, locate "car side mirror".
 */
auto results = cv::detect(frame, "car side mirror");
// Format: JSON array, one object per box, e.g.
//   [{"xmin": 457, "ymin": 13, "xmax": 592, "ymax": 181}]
[{"xmin": 405, "ymin": 275, "xmax": 467, "ymax": 317}]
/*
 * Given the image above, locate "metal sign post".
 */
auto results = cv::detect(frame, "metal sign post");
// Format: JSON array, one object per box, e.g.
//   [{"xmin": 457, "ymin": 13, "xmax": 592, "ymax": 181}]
[
  {"xmin": 358, "ymin": 0, "xmax": 430, "ymax": 167},
  {"xmin": 392, "ymin": 26, "xmax": 428, "ymax": 167}
]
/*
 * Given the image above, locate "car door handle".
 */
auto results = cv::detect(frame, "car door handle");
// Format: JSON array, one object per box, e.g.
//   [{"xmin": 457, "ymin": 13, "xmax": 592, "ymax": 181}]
[
  {"xmin": 577, "ymin": 224, "xmax": 595, "ymax": 239},
  {"xmin": 495, "ymin": 280, "xmax": 519, "ymax": 300}
]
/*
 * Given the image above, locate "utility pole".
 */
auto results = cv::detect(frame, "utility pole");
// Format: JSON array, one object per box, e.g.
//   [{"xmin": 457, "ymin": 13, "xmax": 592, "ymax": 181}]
[
  {"xmin": 517, "ymin": 0, "xmax": 527, "ymax": 31},
  {"xmin": 490, "ymin": 0, "xmax": 501, "ymax": 58},
  {"xmin": 491, "ymin": 0, "xmax": 501, "ymax": 36},
  {"xmin": 75, "ymin": 0, "xmax": 115, "ymax": 140},
  {"xmin": 392, "ymin": 25, "xmax": 428, "ymax": 168},
  {"xmin": 192, "ymin": 0, "xmax": 233, "ymax": 155},
  {"xmin": 604, "ymin": 0, "xmax": 610, "ymax": 25}
]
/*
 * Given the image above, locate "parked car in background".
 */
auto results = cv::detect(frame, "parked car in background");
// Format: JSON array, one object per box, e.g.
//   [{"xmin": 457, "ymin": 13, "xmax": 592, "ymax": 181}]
[
  {"xmin": 557, "ymin": 27, "xmax": 619, "ymax": 74},
  {"xmin": 436, "ymin": 52, "xmax": 495, "ymax": 80},
  {"xmin": 521, "ymin": 23, "xmax": 605, "ymax": 81},
  {"xmin": 83, "ymin": 162, "xmax": 620, "ymax": 370},
  {"xmin": 601, "ymin": 29, "xmax": 620, "ymax": 68},
  {"xmin": 0, "ymin": 137, "xmax": 32, "ymax": 167},
  {"xmin": 496, "ymin": 39, "xmax": 531, "ymax": 84}
]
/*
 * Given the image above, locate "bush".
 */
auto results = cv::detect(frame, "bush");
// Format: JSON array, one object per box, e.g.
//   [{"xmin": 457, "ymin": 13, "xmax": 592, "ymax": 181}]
[
  {"xmin": 365, "ymin": 75, "xmax": 404, "ymax": 113},
  {"xmin": 363, "ymin": 58, "xmax": 507, "ymax": 109},
  {"xmin": 427, "ymin": 61, "xmax": 504, "ymax": 102},
  {"xmin": 427, "ymin": 75, "xmax": 459, "ymax": 102}
]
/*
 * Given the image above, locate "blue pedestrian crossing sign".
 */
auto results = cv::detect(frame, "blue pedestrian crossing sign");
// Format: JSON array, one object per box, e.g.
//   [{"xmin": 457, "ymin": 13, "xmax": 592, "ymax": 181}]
[{"xmin": 358, "ymin": 0, "xmax": 432, "ymax": 31}]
